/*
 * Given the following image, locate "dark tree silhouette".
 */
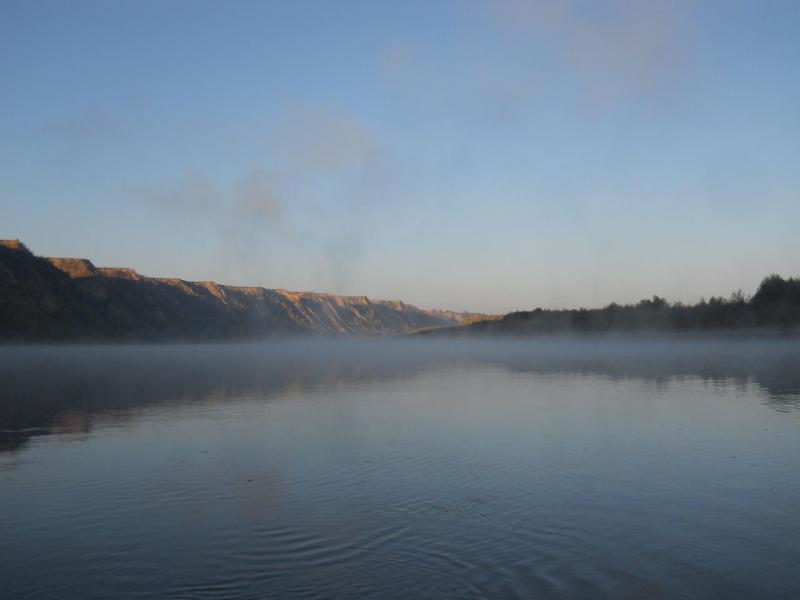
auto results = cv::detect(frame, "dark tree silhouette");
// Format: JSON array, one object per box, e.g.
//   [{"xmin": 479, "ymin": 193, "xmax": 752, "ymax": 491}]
[{"xmin": 433, "ymin": 275, "xmax": 800, "ymax": 336}]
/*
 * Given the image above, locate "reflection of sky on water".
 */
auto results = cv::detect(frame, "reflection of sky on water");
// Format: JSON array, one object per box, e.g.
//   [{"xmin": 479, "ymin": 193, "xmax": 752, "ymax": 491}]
[
  {"xmin": 1, "ymin": 338, "xmax": 798, "ymax": 456},
  {"xmin": 1, "ymin": 339, "xmax": 799, "ymax": 598}
]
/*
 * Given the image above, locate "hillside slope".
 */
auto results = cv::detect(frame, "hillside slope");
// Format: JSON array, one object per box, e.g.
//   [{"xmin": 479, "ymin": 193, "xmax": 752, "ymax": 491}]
[{"xmin": 0, "ymin": 240, "xmax": 481, "ymax": 340}]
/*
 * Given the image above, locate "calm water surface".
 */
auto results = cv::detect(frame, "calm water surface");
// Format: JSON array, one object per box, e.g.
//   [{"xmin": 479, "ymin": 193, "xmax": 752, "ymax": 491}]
[{"xmin": 1, "ymin": 338, "xmax": 799, "ymax": 599}]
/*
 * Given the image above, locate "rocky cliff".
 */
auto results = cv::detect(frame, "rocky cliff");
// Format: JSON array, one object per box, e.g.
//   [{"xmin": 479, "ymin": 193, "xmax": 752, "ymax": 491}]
[{"xmin": 0, "ymin": 240, "xmax": 483, "ymax": 340}]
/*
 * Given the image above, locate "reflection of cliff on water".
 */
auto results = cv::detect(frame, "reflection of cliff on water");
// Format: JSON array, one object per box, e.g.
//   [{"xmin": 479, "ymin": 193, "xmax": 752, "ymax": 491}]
[
  {"xmin": 482, "ymin": 337, "xmax": 800, "ymax": 412},
  {"xmin": 1, "ymin": 337, "xmax": 799, "ymax": 454},
  {"xmin": 0, "ymin": 340, "xmax": 431, "ymax": 454}
]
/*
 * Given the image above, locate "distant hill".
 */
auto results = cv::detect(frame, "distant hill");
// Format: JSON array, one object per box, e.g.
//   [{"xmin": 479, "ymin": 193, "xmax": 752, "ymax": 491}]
[
  {"xmin": 0, "ymin": 240, "xmax": 486, "ymax": 341},
  {"xmin": 421, "ymin": 276, "xmax": 800, "ymax": 337}
]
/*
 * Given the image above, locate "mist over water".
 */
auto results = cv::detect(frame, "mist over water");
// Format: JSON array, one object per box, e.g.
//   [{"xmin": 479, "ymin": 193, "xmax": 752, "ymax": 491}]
[{"xmin": 2, "ymin": 338, "xmax": 799, "ymax": 598}]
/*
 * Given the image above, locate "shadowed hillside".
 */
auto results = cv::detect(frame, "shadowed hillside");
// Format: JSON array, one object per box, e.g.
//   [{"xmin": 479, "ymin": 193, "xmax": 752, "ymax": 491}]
[{"xmin": 0, "ymin": 240, "xmax": 483, "ymax": 340}]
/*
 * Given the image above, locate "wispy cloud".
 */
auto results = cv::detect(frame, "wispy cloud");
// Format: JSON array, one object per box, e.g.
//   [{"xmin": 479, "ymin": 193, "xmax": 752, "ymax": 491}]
[
  {"xmin": 158, "ymin": 167, "xmax": 281, "ymax": 219},
  {"xmin": 380, "ymin": 0, "xmax": 690, "ymax": 119},
  {"xmin": 42, "ymin": 108, "xmax": 123, "ymax": 141},
  {"xmin": 149, "ymin": 166, "xmax": 285, "ymax": 285},
  {"xmin": 234, "ymin": 168, "xmax": 282, "ymax": 221},
  {"xmin": 276, "ymin": 107, "xmax": 382, "ymax": 175},
  {"xmin": 150, "ymin": 107, "xmax": 393, "ymax": 292},
  {"xmin": 156, "ymin": 171, "xmax": 223, "ymax": 213},
  {"xmin": 485, "ymin": 0, "xmax": 690, "ymax": 99},
  {"xmin": 37, "ymin": 107, "xmax": 128, "ymax": 165}
]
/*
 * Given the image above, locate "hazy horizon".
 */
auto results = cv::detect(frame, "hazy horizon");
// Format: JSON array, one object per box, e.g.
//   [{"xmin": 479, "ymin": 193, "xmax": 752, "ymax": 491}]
[{"xmin": 3, "ymin": 1, "xmax": 799, "ymax": 313}]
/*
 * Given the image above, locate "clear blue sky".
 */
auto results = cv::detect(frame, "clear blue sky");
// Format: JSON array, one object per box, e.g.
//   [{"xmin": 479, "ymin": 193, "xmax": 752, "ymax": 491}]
[{"xmin": 2, "ymin": 0, "xmax": 799, "ymax": 313}]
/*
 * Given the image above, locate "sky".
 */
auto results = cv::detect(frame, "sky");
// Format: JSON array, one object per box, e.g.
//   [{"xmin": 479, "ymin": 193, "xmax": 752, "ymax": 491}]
[{"xmin": 2, "ymin": 0, "xmax": 799, "ymax": 313}]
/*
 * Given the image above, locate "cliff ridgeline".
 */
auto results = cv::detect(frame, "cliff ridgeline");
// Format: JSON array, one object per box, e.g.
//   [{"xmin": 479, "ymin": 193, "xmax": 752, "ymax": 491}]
[{"xmin": 0, "ymin": 240, "xmax": 482, "ymax": 340}]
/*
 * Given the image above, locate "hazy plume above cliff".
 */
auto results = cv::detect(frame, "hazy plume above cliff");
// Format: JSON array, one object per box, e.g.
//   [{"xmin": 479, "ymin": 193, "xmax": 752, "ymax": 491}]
[{"xmin": 149, "ymin": 106, "xmax": 393, "ymax": 295}]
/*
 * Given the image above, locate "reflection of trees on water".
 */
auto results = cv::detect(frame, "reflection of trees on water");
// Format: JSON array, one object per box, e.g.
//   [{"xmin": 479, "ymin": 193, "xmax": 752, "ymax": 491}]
[
  {"xmin": 491, "ymin": 342, "xmax": 800, "ymax": 413},
  {"xmin": 1, "ymin": 339, "xmax": 798, "ymax": 455}
]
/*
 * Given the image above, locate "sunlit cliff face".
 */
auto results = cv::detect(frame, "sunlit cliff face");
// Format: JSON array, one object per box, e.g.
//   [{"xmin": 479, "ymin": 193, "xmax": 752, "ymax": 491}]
[{"xmin": 0, "ymin": 240, "xmax": 492, "ymax": 339}]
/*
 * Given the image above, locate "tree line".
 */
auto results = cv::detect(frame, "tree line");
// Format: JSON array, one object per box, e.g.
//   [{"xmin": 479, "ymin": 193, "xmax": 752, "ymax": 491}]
[{"xmin": 474, "ymin": 275, "xmax": 800, "ymax": 334}]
